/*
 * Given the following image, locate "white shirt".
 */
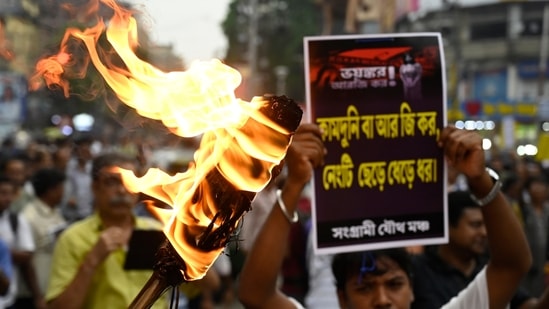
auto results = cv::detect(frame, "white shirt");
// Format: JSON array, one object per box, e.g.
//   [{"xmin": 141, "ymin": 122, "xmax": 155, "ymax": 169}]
[
  {"xmin": 442, "ymin": 267, "xmax": 508, "ymax": 309},
  {"xmin": 304, "ymin": 233, "xmax": 338, "ymax": 309},
  {"xmin": 20, "ymin": 198, "xmax": 67, "ymax": 295},
  {"xmin": 0, "ymin": 211, "xmax": 35, "ymax": 307}
]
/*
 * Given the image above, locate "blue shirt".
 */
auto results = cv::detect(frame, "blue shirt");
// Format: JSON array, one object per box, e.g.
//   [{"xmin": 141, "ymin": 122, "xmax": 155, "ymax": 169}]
[{"xmin": 0, "ymin": 240, "xmax": 12, "ymax": 280}]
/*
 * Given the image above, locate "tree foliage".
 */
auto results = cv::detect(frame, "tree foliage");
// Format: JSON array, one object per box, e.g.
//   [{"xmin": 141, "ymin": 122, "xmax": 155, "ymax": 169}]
[{"xmin": 222, "ymin": 0, "xmax": 322, "ymax": 102}]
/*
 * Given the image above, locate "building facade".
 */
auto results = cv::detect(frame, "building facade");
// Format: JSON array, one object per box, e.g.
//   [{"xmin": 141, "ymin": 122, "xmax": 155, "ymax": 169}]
[{"xmin": 395, "ymin": 0, "xmax": 549, "ymax": 150}]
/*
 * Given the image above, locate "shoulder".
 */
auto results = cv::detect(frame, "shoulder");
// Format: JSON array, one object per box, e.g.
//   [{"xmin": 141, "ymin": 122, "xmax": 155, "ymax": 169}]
[
  {"xmin": 20, "ymin": 200, "xmax": 39, "ymax": 218},
  {"xmin": 66, "ymin": 216, "xmax": 95, "ymax": 230},
  {"xmin": 15, "ymin": 213, "xmax": 32, "ymax": 231},
  {"xmin": 409, "ymin": 249, "xmax": 448, "ymax": 285},
  {"xmin": 20, "ymin": 202, "xmax": 33, "ymax": 215}
]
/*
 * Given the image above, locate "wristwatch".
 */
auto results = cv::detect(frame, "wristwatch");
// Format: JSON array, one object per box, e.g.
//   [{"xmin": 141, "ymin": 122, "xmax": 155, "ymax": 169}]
[{"xmin": 469, "ymin": 167, "xmax": 502, "ymax": 207}]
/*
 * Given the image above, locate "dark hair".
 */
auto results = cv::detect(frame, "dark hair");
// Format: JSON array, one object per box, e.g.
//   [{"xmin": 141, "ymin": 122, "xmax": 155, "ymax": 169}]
[
  {"xmin": 332, "ymin": 248, "xmax": 412, "ymax": 291},
  {"xmin": 31, "ymin": 168, "xmax": 66, "ymax": 197},
  {"xmin": 92, "ymin": 152, "xmax": 135, "ymax": 181},
  {"xmin": 0, "ymin": 153, "xmax": 30, "ymax": 172},
  {"xmin": 448, "ymin": 191, "xmax": 480, "ymax": 227}
]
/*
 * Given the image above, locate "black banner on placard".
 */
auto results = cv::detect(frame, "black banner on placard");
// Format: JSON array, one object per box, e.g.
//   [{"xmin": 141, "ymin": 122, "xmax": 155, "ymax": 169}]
[{"xmin": 304, "ymin": 33, "xmax": 448, "ymax": 254}]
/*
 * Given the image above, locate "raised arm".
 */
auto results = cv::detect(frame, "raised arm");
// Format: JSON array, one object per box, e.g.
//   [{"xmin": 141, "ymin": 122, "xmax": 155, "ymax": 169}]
[
  {"xmin": 238, "ymin": 123, "xmax": 325, "ymax": 309},
  {"xmin": 438, "ymin": 126, "xmax": 532, "ymax": 309}
]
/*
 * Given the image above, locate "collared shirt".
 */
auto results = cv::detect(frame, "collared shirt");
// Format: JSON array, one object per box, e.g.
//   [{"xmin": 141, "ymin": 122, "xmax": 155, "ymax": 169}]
[
  {"xmin": 20, "ymin": 198, "xmax": 67, "ymax": 294},
  {"xmin": 10, "ymin": 186, "xmax": 34, "ymax": 214},
  {"xmin": 411, "ymin": 247, "xmax": 485, "ymax": 309},
  {"xmin": 46, "ymin": 213, "xmax": 168, "ymax": 309}
]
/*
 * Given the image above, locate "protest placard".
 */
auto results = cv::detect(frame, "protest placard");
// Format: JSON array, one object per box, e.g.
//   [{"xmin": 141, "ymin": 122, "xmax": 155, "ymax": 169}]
[{"xmin": 304, "ymin": 33, "xmax": 447, "ymax": 254}]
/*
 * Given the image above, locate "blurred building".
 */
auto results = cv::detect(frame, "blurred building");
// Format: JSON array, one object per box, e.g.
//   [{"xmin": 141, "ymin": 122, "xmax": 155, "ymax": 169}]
[
  {"xmin": 312, "ymin": 0, "xmax": 548, "ymax": 153},
  {"xmin": 396, "ymin": 0, "xmax": 549, "ymax": 152},
  {"xmin": 0, "ymin": 0, "xmax": 184, "ymax": 140},
  {"xmin": 0, "ymin": 0, "xmax": 41, "ymax": 75},
  {"xmin": 317, "ymin": 0, "xmax": 412, "ymax": 35}
]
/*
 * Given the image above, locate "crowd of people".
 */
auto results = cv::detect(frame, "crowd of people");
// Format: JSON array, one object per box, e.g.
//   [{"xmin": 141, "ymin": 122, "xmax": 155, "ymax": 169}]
[
  {"xmin": 236, "ymin": 124, "xmax": 549, "ymax": 309},
  {"xmin": 0, "ymin": 121, "xmax": 545, "ymax": 309},
  {"xmin": 0, "ymin": 130, "xmax": 221, "ymax": 309}
]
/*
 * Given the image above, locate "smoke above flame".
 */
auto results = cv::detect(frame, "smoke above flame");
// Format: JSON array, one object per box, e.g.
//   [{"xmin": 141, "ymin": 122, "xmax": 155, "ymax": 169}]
[{"xmin": 32, "ymin": 0, "xmax": 299, "ymax": 280}]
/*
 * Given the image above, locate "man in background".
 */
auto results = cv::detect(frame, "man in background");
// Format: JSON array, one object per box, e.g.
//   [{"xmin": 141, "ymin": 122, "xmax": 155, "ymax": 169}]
[
  {"xmin": 46, "ymin": 152, "xmax": 167, "ymax": 309},
  {"xmin": 19, "ymin": 168, "xmax": 67, "ymax": 306},
  {"xmin": 0, "ymin": 175, "xmax": 44, "ymax": 309}
]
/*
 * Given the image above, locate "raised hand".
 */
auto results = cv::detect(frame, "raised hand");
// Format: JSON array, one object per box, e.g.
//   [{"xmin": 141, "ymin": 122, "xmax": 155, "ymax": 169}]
[
  {"xmin": 438, "ymin": 125, "xmax": 485, "ymax": 180},
  {"xmin": 284, "ymin": 123, "xmax": 326, "ymax": 189},
  {"xmin": 88, "ymin": 226, "xmax": 131, "ymax": 264}
]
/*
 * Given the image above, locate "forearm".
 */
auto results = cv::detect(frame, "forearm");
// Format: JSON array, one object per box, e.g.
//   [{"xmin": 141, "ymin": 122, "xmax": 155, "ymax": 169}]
[
  {"xmin": 47, "ymin": 254, "xmax": 98, "ymax": 309},
  {"xmin": 238, "ymin": 183, "xmax": 303, "ymax": 308},
  {"xmin": 11, "ymin": 250, "xmax": 32, "ymax": 266},
  {"xmin": 468, "ymin": 171, "xmax": 531, "ymax": 308},
  {"xmin": 21, "ymin": 262, "xmax": 43, "ymax": 301},
  {"xmin": 485, "ymin": 194, "xmax": 531, "ymax": 271},
  {"xmin": 469, "ymin": 171, "xmax": 531, "ymax": 272}
]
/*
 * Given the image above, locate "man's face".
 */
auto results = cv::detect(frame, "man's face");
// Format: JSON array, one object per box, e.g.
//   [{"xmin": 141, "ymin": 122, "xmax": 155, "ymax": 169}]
[
  {"xmin": 450, "ymin": 208, "xmax": 487, "ymax": 256},
  {"xmin": 75, "ymin": 143, "xmax": 93, "ymax": 162},
  {"xmin": 0, "ymin": 183, "xmax": 15, "ymax": 212},
  {"xmin": 337, "ymin": 256, "xmax": 414, "ymax": 309},
  {"xmin": 5, "ymin": 159, "xmax": 26, "ymax": 187},
  {"xmin": 50, "ymin": 183, "xmax": 65, "ymax": 207},
  {"xmin": 92, "ymin": 163, "xmax": 138, "ymax": 219}
]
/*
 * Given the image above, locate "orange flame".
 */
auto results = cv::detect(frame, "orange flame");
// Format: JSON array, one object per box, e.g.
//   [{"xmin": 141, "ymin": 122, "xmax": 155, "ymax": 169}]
[{"xmin": 33, "ymin": 0, "xmax": 296, "ymax": 281}]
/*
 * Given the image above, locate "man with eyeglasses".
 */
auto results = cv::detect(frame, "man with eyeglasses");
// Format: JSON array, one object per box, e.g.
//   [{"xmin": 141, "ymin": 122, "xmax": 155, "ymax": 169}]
[{"xmin": 44, "ymin": 152, "xmax": 168, "ymax": 309}]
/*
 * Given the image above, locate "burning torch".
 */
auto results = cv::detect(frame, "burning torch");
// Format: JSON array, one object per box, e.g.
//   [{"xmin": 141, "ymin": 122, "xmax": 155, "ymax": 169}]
[{"xmin": 32, "ymin": 0, "xmax": 303, "ymax": 307}]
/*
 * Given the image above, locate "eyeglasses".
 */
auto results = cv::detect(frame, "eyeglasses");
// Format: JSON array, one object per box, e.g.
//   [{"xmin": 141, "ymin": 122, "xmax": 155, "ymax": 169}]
[{"xmin": 97, "ymin": 174, "xmax": 125, "ymax": 187}]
